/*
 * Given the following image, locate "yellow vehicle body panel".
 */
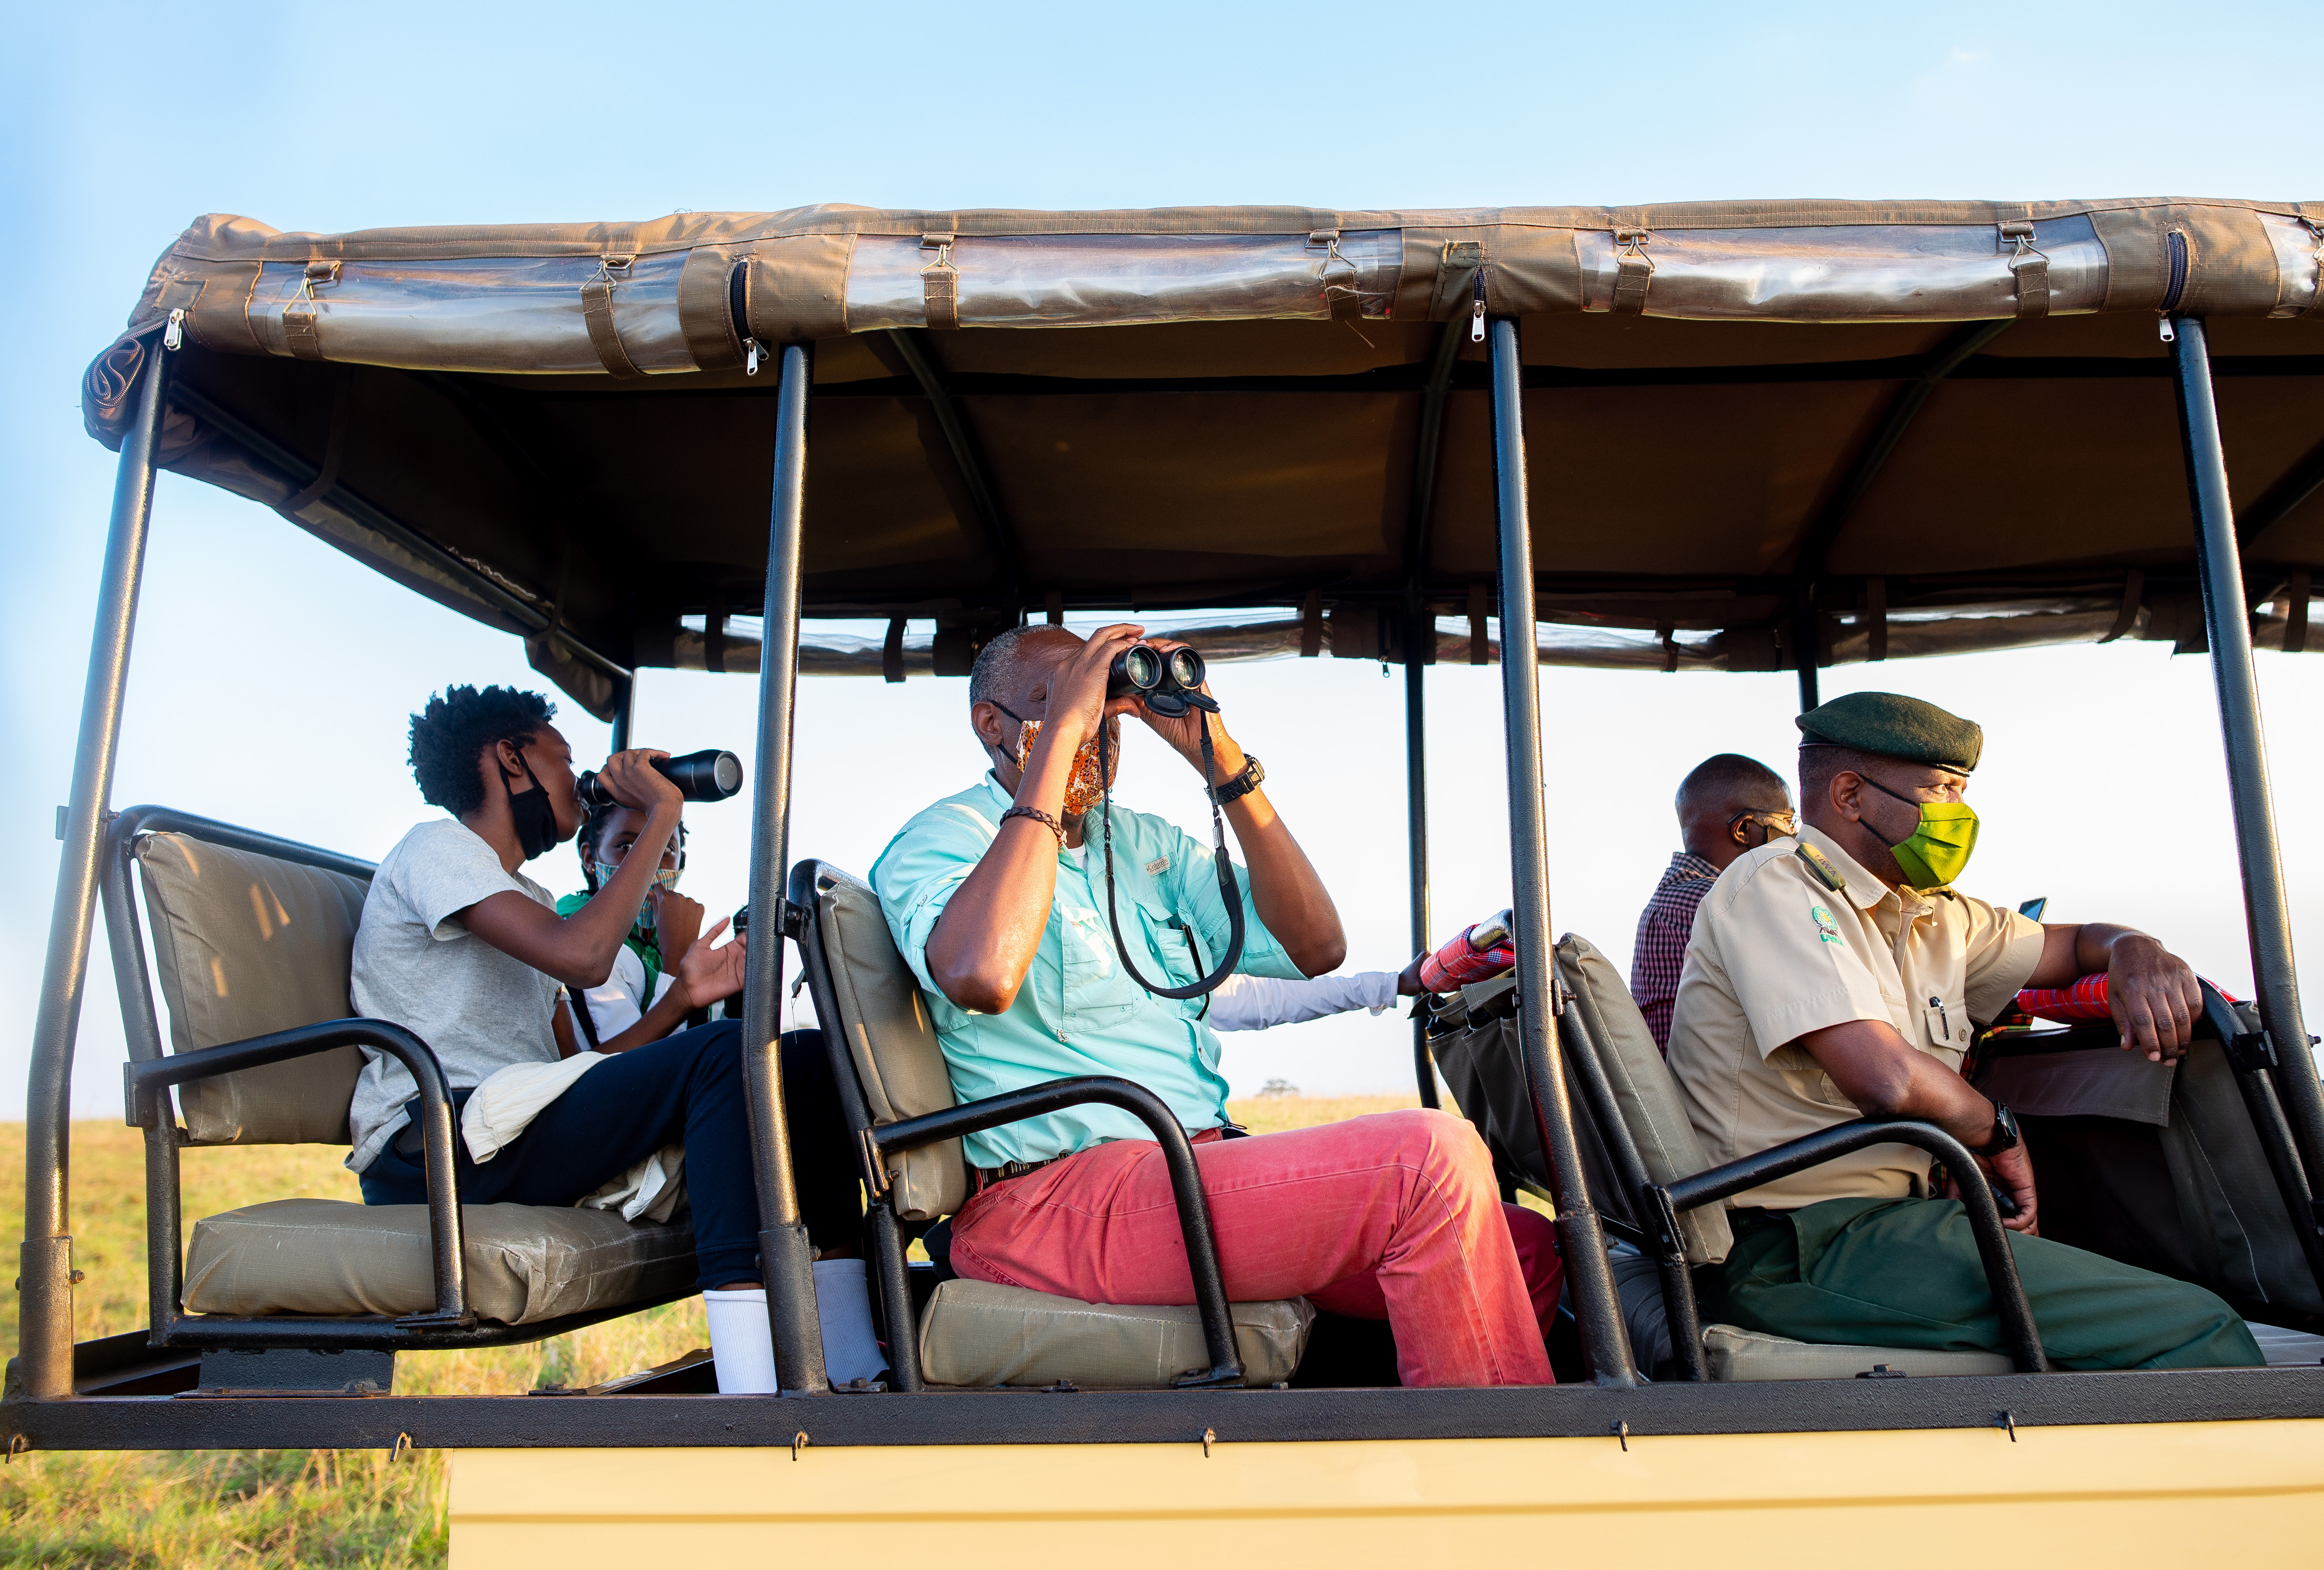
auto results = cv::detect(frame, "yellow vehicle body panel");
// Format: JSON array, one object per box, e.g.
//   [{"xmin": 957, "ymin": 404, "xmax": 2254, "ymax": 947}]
[{"xmin": 451, "ymin": 1420, "xmax": 2324, "ymax": 1567}]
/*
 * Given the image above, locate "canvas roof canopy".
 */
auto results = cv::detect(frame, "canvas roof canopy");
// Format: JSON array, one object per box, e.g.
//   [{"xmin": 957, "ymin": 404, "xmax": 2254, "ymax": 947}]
[{"xmin": 81, "ymin": 198, "xmax": 2324, "ymax": 718}]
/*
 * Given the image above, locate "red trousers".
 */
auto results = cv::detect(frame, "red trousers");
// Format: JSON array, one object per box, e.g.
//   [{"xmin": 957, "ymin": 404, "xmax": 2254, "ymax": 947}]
[{"xmin": 947, "ymin": 1108, "xmax": 1561, "ymax": 1387}]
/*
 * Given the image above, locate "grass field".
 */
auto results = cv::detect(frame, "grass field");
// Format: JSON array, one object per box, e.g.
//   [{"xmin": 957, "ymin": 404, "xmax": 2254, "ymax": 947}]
[{"xmin": 0, "ymin": 1094, "xmax": 1419, "ymax": 1567}]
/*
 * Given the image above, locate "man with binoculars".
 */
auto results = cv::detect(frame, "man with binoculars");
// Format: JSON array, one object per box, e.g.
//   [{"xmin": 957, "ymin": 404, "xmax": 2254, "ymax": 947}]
[
  {"xmin": 872, "ymin": 626, "xmax": 1567, "ymax": 1387},
  {"xmin": 347, "ymin": 685, "xmax": 879, "ymax": 1389}
]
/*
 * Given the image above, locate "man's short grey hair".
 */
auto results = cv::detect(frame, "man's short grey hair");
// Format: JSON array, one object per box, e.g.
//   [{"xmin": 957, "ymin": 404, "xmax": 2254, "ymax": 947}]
[{"xmin": 968, "ymin": 624, "xmax": 1051, "ymax": 709}]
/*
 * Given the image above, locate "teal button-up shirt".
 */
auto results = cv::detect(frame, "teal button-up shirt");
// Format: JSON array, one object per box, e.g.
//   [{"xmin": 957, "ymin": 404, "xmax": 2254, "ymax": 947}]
[{"xmin": 869, "ymin": 773, "xmax": 1303, "ymax": 1169}]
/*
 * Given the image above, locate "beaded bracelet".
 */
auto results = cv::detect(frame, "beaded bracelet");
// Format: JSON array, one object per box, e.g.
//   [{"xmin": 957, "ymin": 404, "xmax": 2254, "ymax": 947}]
[{"xmin": 1001, "ymin": 805, "xmax": 1066, "ymax": 846}]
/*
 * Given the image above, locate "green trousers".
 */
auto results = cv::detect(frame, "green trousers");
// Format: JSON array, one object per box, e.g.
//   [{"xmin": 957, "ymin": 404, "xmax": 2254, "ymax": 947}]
[{"xmin": 1721, "ymin": 1198, "xmax": 2263, "ymax": 1371}]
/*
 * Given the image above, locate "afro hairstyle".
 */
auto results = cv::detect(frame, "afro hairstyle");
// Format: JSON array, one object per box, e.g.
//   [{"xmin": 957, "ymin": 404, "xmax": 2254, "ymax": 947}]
[{"xmin": 407, "ymin": 685, "xmax": 557, "ymax": 818}]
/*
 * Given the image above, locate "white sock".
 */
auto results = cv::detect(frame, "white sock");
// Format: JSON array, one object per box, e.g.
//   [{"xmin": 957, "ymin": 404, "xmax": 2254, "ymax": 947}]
[
  {"xmin": 702, "ymin": 1265, "xmax": 888, "ymax": 1393},
  {"xmin": 815, "ymin": 1258, "xmax": 888, "ymax": 1386},
  {"xmin": 703, "ymin": 1288, "xmax": 779, "ymax": 1395}
]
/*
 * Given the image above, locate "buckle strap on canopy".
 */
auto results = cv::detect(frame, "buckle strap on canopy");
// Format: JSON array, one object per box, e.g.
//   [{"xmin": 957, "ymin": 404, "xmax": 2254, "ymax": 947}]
[
  {"xmin": 1468, "ymin": 581, "xmax": 1490, "ymax": 665},
  {"xmin": 1999, "ymin": 221, "xmax": 2050, "ymax": 318},
  {"xmin": 1298, "ymin": 590, "xmax": 1323, "ymax": 658},
  {"xmin": 283, "ymin": 260, "xmax": 339, "ymax": 362},
  {"xmin": 581, "ymin": 252, "xmax": 647, "ymax": 379},
  {"xmin": 1612, "ymin": 229, "xmax": 1655, "ymax": 314},
  {"xmin": 2099, "ymin": 568, "xmax": 2146, "ymax": 643},
  {"xmin": 280, "ymin": 367, "xmax": 354, "ymax": 514},
  {"xmin": 2297, "ymin": 205, "xmax": 2324, "ymax": 317},
  {"xmin": 1309, "ymin": 230, "xmax": 1363, "ymax": 322},
  {"xmin": 1864, "ymin": 575, "xmax": 1889, "ymax": 662},
  {"xmin": 921, "ymin": 232, "xmax": 960, "ymax": 330}
]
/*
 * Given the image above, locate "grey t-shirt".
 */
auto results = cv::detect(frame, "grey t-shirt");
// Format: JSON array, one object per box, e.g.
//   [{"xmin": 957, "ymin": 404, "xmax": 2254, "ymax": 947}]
[{"xmin": 346, "ymin": 819, "xmax": 563, "ymax": 1173}]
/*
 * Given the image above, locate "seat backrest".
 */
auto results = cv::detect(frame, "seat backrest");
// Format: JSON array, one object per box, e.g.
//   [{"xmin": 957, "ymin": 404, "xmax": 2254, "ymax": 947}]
[
  {"xmin": 135, "ymin": 831, "xmax": 369, "ymax": 1146},
  {"xmin": 1553, "ymin": 934, "xmax": 1733, "ymax": 1264},
  {"xmin": 809, "ymin": 866, "xmax": 967, "ymax": 1222}
]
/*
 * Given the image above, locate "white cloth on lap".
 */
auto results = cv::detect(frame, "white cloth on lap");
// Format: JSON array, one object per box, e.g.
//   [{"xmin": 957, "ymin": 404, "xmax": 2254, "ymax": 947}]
[{"xmin": 461, "ymin": 1054, "xmax": 687, "ymax": 1225}]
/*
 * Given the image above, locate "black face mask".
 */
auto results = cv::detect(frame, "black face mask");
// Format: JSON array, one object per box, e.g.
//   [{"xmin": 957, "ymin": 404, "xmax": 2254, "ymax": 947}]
[{"xmin": 503, "ymin": 754, "xmax": 565, "ymax": 862}]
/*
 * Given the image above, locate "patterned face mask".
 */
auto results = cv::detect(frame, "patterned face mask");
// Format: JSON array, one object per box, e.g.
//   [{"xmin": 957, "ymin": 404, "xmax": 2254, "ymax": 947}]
[
  {"xmin": 995, "ymin": 702, "xmax": 1109, "ymax": 818},
  {"xmin": 595, "ymin": 863, "xmax": 681, "ymax": 927}
]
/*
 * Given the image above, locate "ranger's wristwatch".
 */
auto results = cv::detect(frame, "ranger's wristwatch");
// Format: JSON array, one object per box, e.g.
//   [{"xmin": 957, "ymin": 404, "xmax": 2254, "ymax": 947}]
[
  {"xmin": 1969, "ymin": 1102, "xmax": 2021, "ymax": 1157},
  {"xmin": 1209, "ymin": 755, "xmax": 1265, "ymax": 805}
]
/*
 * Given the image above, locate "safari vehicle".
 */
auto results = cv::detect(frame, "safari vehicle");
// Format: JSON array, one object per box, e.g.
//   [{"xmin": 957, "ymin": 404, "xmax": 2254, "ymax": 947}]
[{"xmin": 13, "ymin": 198, "xmax": 2324, "ymax": 1559}]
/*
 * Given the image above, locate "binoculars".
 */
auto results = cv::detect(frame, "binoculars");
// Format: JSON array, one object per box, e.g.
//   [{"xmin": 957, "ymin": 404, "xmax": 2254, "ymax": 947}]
[
  {"xmin": 577, "ymin": 748, "xmax": 746, "ymax": 808},
  {"xmin": 1108, "ymin": 642, "xmax": 1209, "ymax": 718}
]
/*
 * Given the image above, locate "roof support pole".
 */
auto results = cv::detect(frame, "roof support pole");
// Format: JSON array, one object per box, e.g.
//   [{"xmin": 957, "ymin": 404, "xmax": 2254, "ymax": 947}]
[
  {"xmin": 1786, "ymin": 320, "xmax": 2014, "ymax": 714},
  {"xmin": 1403, "ymin": 318, "xmax": 1463, "ymax": 1109},
  {"xmin": 22, "ymin": 333, "xmax": 171, "ymax": 1401},
  {"xmin": 1403, "ymin": 603, "xmax": 1438, "ymax": 1109},
  {"xmin": 608, "ymin": 675, "xmax": 635, "ymax": 755},
  {"xmin": 885, "ymin": 329, "xmax": 1023, "ymax": 610},
  {"xmin": 2172, "ymin": 317, "xmax": 2324, "ymax": 1200},
  {"xmin": 1488, "ymin": 319, "xmax": 1637, "ymax": 1387},
  {"xmin": 742, "ymin": 342, "xmax": 828, "ymax": 1394}
]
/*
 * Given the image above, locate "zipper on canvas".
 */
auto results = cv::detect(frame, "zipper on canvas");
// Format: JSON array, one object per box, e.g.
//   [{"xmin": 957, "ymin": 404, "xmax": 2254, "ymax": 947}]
[
  {"xmin": 1470, "ymin": 267, "xmax": 1487, "ymax": 342},
  {"xmin": 2157, "ymin": 232, "xmax": 2189, "ymax": 340}
]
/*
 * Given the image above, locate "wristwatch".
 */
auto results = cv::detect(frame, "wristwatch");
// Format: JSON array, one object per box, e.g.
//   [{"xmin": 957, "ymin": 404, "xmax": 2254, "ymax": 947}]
[
  {"xmin": 1209, "ymin": 755, "xmax": 1265, "ymax": 805},
  {"xmin": 1968, "ymin": 1102, "xmax": 2021, "ymax": 1157}
]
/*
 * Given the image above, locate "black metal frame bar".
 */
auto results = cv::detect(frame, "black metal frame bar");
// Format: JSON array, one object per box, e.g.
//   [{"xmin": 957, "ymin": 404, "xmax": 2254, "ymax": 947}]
[
  {"xmin": 886, "ymin": 329, "xmax": 1023, "ymax": 607},
  {"xmin": 1648, "ymin": 1119, "xmax": 2050, "ymax": 1374},
  {"xmin": 22, "ymin": 335, "xmax": 171, "ymax": 1402},
  {"xmin": 877, "ymin": 1084, "xmax": 1245, "ymax": 1387},
  {"xmin": 1487, "ymin": 317, "xmax": 1637, "ymax": 1387},
  {"xmin": 787, "ymin": 860, "xmax": 1245, "ymax": 1389},
  {"xmin": 124, "ymin": 1021, "xmax": 472, "ymax": 1336},
  {"xmin": 1786, "ymin": 320, "xmax": 2013, "ymax": 711},
  {"xmin": 168, "ymin": 382, "xmax": 631, "ymax": 687},
  {"xmin": 2172, "ymin": 317, "xmax": 2324, "ymax": 1206},
  {"xmin": 740, "ymin": 342, "xmax": 826, "ymax": 1394},
  {"xmin": 2199, "ymin": 985, "xmax": 2324, "ymax": 1299},
  {"xmin": 1404, "ymin": 318, "xmax": 1465, "ymax": 1110}
]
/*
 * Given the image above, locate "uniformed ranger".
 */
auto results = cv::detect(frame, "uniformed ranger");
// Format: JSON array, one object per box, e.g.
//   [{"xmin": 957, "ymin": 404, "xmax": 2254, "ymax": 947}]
[{"xmin": 1666, "ymin": 691, "xmax": 2262, "ymax": 1369}]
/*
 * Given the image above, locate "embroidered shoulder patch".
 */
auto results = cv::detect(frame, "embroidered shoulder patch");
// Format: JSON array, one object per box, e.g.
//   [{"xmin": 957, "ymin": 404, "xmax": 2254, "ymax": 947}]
[
  {"xmin": 1810, "ymin": 903, "xmax": 1843, "ymax": 945},
  {"xmin": 1145, "ymin": 855, "xmax": 1170, "ymax": 876}
]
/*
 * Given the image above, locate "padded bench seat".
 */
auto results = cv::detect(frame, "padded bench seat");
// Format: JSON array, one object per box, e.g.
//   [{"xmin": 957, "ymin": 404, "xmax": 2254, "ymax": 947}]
[
  {"xmin": 918, "ymin": 1279, "xmax": 1314, "ymax": 1388},
  {"xmin": 184, "ymin": 1199, "xmax": 694, "ymax": 1326},
  {"xmin": 1702, "ymin": 1322, "xmax": 2013, "ymax": 1380}
]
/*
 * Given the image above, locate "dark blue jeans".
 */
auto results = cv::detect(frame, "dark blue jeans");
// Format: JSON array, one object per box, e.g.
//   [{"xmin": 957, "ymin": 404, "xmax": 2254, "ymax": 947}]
[{"xmin": 359, "ymin": 1023, "xmax": 859, "ymax": 1290}]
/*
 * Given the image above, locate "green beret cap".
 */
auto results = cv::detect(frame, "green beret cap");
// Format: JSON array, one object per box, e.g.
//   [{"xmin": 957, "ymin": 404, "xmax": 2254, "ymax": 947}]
[{"xmin": 1796, "ymin": 691, "xmax": 1982, "ymax": 774}]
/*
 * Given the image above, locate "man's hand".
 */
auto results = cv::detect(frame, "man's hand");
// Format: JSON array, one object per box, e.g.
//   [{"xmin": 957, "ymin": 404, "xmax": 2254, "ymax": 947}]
[
  {"xmin": 675, "ymin": 919, "xmax": 746, "ymax": 1010},
  {"xmin": 1396, "ymin": 954, "xmax": 1427, "ymax": 996},
  {"xmin": 1047, "ymin": 624, "xmax": 1145, "ymax": 749},
  {"xmin": 2031, "ymin": 923, "xmax": 2204, "ymax": 1063},
  {"xmin": 652, "ymin": 888, "xmax": 705, "ymax": 963},
  {"xmin": 2105, "ymin": 934, "xmax": 2203, "ymax": 1064},
  {"xmin": 595, "ymin": 749, "xmax": 683, "ymax": 814},
  {"xmin": 1985, "ymin": 1144, "xmax": 2040, "ymax": 1235}
]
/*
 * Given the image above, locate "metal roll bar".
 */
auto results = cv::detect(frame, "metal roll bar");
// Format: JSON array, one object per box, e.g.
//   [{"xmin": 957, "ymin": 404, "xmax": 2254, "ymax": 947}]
[
  {"xmin": 2172, "ymin": 316, "xmax": 2324, "ymax": 1214},
  {"xmin": 1488, "ymin": 317, "xmax": 1638, "ymax": 1387},
  {"xmin": 741, "ymin": 341, "xmax": 828, "ymax": 1394},
  {"xmin": 874, "ymin": 1078, "xmax": 1247, "ymax": 1388}
]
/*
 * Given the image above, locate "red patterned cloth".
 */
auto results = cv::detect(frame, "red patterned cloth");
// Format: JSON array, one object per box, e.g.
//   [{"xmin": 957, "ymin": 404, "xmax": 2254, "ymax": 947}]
[
  {"xmin": 2017, "ymin": 972, "xmax": 2234, "ymax": 1023},
  {"xmin": 1631, "ymin": 852, "xmax": 1721, "ymax": 1053},
  {"xmin": 2015, "ymin": 973, "xmax": 2113, "ymax": 1022}
]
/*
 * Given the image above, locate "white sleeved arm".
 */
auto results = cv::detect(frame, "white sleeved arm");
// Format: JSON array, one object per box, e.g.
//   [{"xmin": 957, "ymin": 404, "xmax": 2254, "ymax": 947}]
[
  {"xmin": 1206, "ymin": 971, "xmax": 1401, "ymax": 1032},
  {"xmin": 575, "ymin": 948, "xmax": 661, "ymax": 1041}
]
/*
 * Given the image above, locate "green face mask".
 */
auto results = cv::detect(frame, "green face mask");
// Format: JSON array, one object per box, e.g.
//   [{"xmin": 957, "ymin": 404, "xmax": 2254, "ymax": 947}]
[{"xmin": 1862, "ymin": 777, "xmax": 1979, "ymax": 888}]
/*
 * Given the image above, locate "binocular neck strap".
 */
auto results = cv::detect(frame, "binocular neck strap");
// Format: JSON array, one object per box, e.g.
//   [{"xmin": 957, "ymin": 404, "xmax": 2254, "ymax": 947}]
[{"xmin": 1098, "ymin": 718, "xmax": 1247, "ymax": 1000}]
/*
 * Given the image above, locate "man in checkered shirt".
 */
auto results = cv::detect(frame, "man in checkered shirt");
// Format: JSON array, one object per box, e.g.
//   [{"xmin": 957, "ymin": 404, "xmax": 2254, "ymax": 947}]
[{"xmin": 1628, "ymin": 754, "xmax": 1795, "ymax": 1052}]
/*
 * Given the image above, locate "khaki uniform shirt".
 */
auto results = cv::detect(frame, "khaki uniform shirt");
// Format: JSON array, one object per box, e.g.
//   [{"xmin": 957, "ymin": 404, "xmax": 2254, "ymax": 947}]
[{"xmin": 1666, "ymin": 824, "xmax": 2044, "ymax": 1210}]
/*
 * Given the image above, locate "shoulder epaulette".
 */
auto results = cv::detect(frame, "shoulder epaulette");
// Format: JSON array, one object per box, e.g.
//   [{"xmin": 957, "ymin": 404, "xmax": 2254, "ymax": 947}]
[{"xmin": 1794, "ymin": 842, "xmax": 1848, "ymax": 894}]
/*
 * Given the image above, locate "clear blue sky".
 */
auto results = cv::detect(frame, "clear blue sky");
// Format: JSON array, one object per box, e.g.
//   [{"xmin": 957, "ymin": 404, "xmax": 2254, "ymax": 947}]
[{"xmin": 5, "ymin": 0, "xmax": 2322, "ymax": 1120}]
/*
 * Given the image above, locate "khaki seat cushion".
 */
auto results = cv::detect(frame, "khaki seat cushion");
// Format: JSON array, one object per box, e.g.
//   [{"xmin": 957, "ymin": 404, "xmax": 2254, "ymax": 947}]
[
  {"xmin": 1554, "ymin": 934, "xmax": 1735, "ymax": 1265},
  {"xmin": 1702, "ymin": 1322, "xmax": 2013, "ymax": 1381},
  {"xmin": 813, "ymin": 869, "xmax": 965, "ymax": 1221},
  {"xmin": 919, "ymin": 1279, "xmax": 1314, "ymax": 1389},
  {"xmin": 135, "ymin": 832, "xmax": 370, "ymax": 1146},
  {"xmin": 184, "ymin": 1199, "xmax": 694, "ymax": 1326}
]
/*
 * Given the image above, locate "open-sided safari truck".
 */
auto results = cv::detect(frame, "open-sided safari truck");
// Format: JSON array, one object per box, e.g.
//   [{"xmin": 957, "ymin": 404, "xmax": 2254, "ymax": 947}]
[{"xmin": 14, "ymin": 199, "xmax": 2324, "ymax": 1560}]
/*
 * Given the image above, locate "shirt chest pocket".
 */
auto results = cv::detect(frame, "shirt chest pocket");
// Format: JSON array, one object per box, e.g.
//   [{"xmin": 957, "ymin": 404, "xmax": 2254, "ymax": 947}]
[
  {"xmin": 1058, "ymin": 902, "xmax": 1145, "ymax": 1025},
  {"xmin": 1921, "ymin": 994, "xmax": 1970, "ymax": 1049}
]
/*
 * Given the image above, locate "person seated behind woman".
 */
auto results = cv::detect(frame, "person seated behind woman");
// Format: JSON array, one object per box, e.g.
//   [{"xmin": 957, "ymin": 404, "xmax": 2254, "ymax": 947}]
[
  {"xmin": 557, "ymin": 802, "xmax": 736, "ymax": 1049},
  {"xmin": 347, "ymin": 685, "xmax": 878, "ymax": 1386}
]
